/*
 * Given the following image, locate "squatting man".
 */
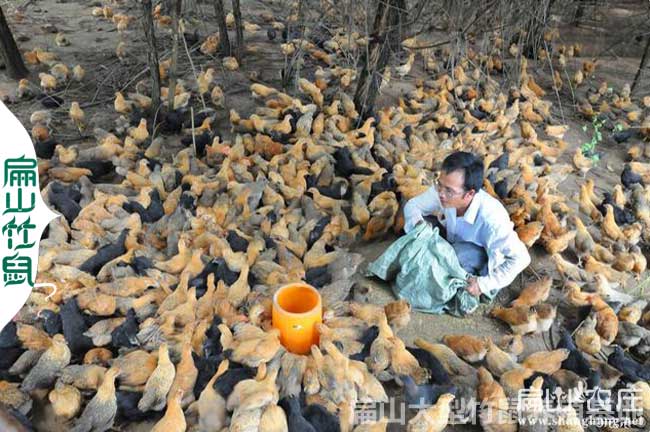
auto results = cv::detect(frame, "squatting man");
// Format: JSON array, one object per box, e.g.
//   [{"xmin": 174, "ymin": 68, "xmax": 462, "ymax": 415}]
[{"xmin": 403, "ymin": 151, "xmax": 531, "ymax": 299}]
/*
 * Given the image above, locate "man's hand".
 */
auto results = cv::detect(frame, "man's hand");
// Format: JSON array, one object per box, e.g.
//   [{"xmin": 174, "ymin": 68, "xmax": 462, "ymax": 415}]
[{"xmin": 466, "ymin": 277, "xmax": 481, "ymax": 297}]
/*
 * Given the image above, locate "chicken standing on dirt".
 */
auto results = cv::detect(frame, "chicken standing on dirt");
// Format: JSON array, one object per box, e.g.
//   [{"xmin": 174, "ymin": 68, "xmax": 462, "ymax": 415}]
[
  {"xmin": 22, "ymin": 334, "xmax": 71, "ymax": 392},
  {"xmin": 406, "ymin": 393, "xmax": 454, "ymax": 432},
  {"xmin": 70, "ymin": 368, "xmax": 120, "ymax": 432},
  {"xmin": 151, "ymin": 389, "xmax": 186, "ymax": 432},
  {"xmin": 138, "ymin": 343, "xmax": 176, "ymax": 412}
]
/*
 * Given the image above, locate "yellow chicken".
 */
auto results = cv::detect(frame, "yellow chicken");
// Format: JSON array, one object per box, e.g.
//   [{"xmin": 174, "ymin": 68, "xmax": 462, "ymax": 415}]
[
  {"xmin": 72, "ymin": 64, "xmax": 86, "ymax": 82},
  {"xmin": 128, "ymin": 118, "xmax": 149, "ymax": 144},
  {"xmin": 69, "ymin": 102, "xmax": 85, "ymax": 132},
  {"xmin": 114, "ymin": 92, "xmax": 133, "ymax": 114},
  {"xmin": 39, "ymin": 73, "xmax": 58, "ymax": 92},
  {"xmin": 223, "ymin": 56, "xmax": 239, "ymax": 71},
  {"xmin": 196, "ymin": 69, "xmax": 215, "ymax": 96}
]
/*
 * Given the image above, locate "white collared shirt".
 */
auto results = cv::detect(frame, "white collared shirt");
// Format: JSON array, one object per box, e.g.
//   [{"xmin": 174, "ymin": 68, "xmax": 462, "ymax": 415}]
[{"xmin": 403, "ymin": 187, "xmax": 531, "ymax": 296}]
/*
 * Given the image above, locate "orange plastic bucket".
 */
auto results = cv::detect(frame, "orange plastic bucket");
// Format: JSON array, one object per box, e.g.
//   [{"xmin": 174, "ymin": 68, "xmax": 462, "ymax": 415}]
[{"xmin": 272, "ymin": 283, "xmax": 322, "ymax": 355}]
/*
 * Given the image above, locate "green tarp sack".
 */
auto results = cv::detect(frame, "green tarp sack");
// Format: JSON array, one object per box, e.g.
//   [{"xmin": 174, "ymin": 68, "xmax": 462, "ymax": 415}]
[{"xmin": 366, "ymin": 222, "xmax": 481, "ymax": 316}]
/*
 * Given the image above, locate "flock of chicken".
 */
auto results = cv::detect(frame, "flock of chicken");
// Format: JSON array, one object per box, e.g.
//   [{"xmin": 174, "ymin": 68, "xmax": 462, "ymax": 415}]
[{"xmin": 1, "ymin": 1, "xmax": 650, "ymax": 432}]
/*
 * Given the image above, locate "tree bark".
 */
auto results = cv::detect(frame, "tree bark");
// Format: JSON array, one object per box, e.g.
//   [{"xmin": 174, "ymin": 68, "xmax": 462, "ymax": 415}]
[
  {"xmin": 280, "ymin": 0, "xmax": 304, "ymax": 90},
  {"xmin": 353, "ymin": 0, "xmax": 402, "ymax": 120},
  {"xmin": 631, "ymin": 35, "xmax": 650, "ymax": 94},
  {"xmin": 167, "ymin": 0, "xmax": 182, "ymax": 109},
  {"xmin": 573, "ymin": 0, "xmax": 586, "ymax": 26},
  {"xmin": 213, "ymin": 0, "xmax": 231, "ymax": 56},
  {"xmin": 522, "ymin": 0, "xmax": 554, "ymax": 59},
  {"xmin": 231, "ymin": 0, "xmax": 243, "ymax": 61},
  {"xmin": 142, "ymin": 0, "xmax": 161, "ymax": 114},
  {"xmin": 0, "ymin": 6, "xmax": 27, "ymax": 79},
  {"xmin": 389, "ymin": 0, "xmax": 406, "ymax": 54}
]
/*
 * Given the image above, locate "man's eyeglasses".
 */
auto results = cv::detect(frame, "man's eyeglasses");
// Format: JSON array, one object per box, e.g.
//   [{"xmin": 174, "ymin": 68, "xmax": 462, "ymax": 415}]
[{"xmin": 435, "ymin": 179, "xmax": 466, "ymax": 198}]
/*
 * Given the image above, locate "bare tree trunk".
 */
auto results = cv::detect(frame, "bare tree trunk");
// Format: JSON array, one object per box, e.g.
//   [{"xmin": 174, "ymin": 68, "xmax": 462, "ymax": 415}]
[
  {"xmin": 353, "ymin": 0, "xmax": 402, "ymax": 120},
  {"xmin": 231, "ymin": 0, "xmax": 244, "ymax": 61},
  {"xmin": 167, "ymin": 0, "xmax": 182, "ymax": 109},
  {"xmin": 522, "ymin": 0, "xmax": 554, "ymax": 59},
  {"xmin": 0, "ymin": 6, "xmax": 27, "ymax": 79},
  {"xmin": 573, "ymin": 0, "xmax": 586, "ymax": 26},
  {"xmin": 281, "ymin": 0, "xmax": 304, "ymax": 90},
  {"xmin": 631, "ymin": 35, "xmax": 650, "ymax": 94},
  {"xmin": 142, "ymin": 0, "xmax": 161, "ymax": 114},
  {"xmin": 161, "ymin": 0, "xmax": 173, "ymax": 14},
  {"xmin": 390, "ymin": 0, "xmax": 406, "ymax": 54},
  {"xmin": 213, "ymin": 0, "xmax": 231, "ymax": 56}
]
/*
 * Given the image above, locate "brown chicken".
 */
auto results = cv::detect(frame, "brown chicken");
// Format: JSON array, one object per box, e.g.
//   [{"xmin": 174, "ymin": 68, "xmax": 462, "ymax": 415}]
[
  {"xmin": 522, "ymin": 349, "xmax": 569, "ymax": 374},
  {"xmin": 572, "ymin": 148, "xmax": 593, "ymax": 175},
  {"xmin": 60, "ymin": 364, "xmax": 107, "ymax": 390},
  {"xmin": 539, "ymin": 202, "xmax": 565, "ymax": 237},
  {"xmin": 442, "ymin": 335, "xmax": 488, "ymax": 363},
  {"xmin": 500, "ymin": 367, "xmax": 535, "ymax": 398},
  {"xmin": 222, "ymin": 323, "xmax": 280, "ymax": 367},
  {"xmin": 477, "ymin": 367, "xmax": 516, "ymax": 432},
  {"xmin": 226, "ymin": 365, "xmax": 279, "ymax": 412},
  {"xmin": 541, "ymin": 230, "xmax": 576, "ymax": 254},
  {"xmin": 589, "ymin": 295, "xmax": 619, "ymax": 345},
  {"xmin": 575, "ymin": 315, "xmax": 601, "ymax": 355},
  {"xmin": 390, "ymin": 337, "xmax": 429, "ymax": 384},
  {"xmin": 535, "ymin": 302, "xmax": 557, "ymax": 333},
  {"xmin": 477, "ymin": 367, "xmax": 507, "ymax": 410},
  {"xmin": 138, "ymin": 343, "xmax": 176, "ymax": 412},
  {"xmin": 49, "ymin": 381, "xmax": 82, "ymax": 419},
  {"xmin": 406, "ymin": 393, "xmax": 454, "ymax": 432},
  {"xmin": 573, "ymin": 215, "xmax": 596, "ymax": 258},
  {"xmin": 601, "ymin": 204, "xmax": 625, "ymax": 241},
  {"xmin": 516, "ymin": 221, "xmax": 544, "ymax": 248},
  {"xmin": 584, "ymin": 256, "xmax": 627, "ymax": 285},
  {"xmin": 17, "ymin": 324, "xmax": 52, "ymax": 351},
  {"xmin": 618, "ymin": 299, "xmax": 647, "ymax": 324},
  {"xmin": 511, "ymin": 276, "xmax": 552, "ymax": 307},
  {"xmin": 413, "ymin": 338, "xmax": 476, "ymax": 378},
  {"xmin": 197, "ymin": 360, "xmax": 228, "ymax": 431},
  {"xmin": 70, "ymin": 367, "xmax": 120, "ymax": 432},
  {"xmin": 76, "ymin": 289, "xmax": 117, "ymax": 316},
  {"xmin": 22, "ymin": 334, "xmax": 71, "ymax": 392},
  {"xmin": 112, "ymin": 350, "xmax": 157, "ymax": 387},
  {"xmin": 151, "ymin": 389, "xmax": 186, "ymax": 432},
  {"xmin": 498, "ymin": 334, "xmax": 524, "ymax": 358},
  {"xmin": 363, "ymin": 191, "xmax": 399, "ymax": 241},
  {"xmin": 490, "ymin": 305, "xmax": 538, "ymax": 334},
  {"xmin": 485, "ymin": 338, "xmax": 518, "ymax": 377},
  {"xmin": 259, "ymin": 404, "xmax": 289, "ymax": 432},
  {"xmin": 352, "ymin": 418, "xmax": 389, "ymax": 432},
  {"xmin": 384, "ymin": 299, "xmax": 411, "ymax": 331},
  {"xmin": 168, "ymin": 339, "xmax": 198, "ymax": 408},
  {"xmin": 83, "ymin": 348, "xmax": 113, "ymax": 366}
]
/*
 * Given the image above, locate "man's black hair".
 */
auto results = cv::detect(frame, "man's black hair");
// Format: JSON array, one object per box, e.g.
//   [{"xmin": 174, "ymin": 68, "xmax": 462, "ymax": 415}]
[{"xmin": 441, "ymin": 151, "xmax": 484, "ymax": 192}]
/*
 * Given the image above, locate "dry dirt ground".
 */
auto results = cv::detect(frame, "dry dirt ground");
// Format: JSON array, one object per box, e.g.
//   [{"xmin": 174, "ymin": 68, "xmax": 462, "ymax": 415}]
[{"xmin": 0, "ymin": 0, "xmax": 649, "ymax": 430}]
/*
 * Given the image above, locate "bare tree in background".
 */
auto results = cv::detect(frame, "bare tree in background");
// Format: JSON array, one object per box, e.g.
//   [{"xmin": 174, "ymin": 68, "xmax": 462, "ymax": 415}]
[
  {"xmin": 231, "ymin": 0, "xmax": 244, "ymax": 61},
  {"xmin": 167, "ymin": 0, "xmax": 183, "ymax": 109},
  {"xmin": 519, "ymin": 0, "xmax": 555, "ymax": 58},
  {"xmin": 0, "ymin": 5, "xmax": 28, "ymax": 79},
  {"xmin": 632, "ymin": 35, "xmax": 650, "ymax": 93},
  {"xmin": 281, "ymin": 0, "xmax": 305, "ymax": 90},
  {"xmin": 213, "ymin": 0, "xmax": 231, "ymax": 56},
  {"xmin": 353, "ymin": 0, "xmax": 405, "ymax": 119},
  {"xmin": 573, "ymin": 0, "xmax": 586, "ymax": 26},
  {"xmin": 142, "ymin": 0, "xmax": 161, "ymax": 114}
]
